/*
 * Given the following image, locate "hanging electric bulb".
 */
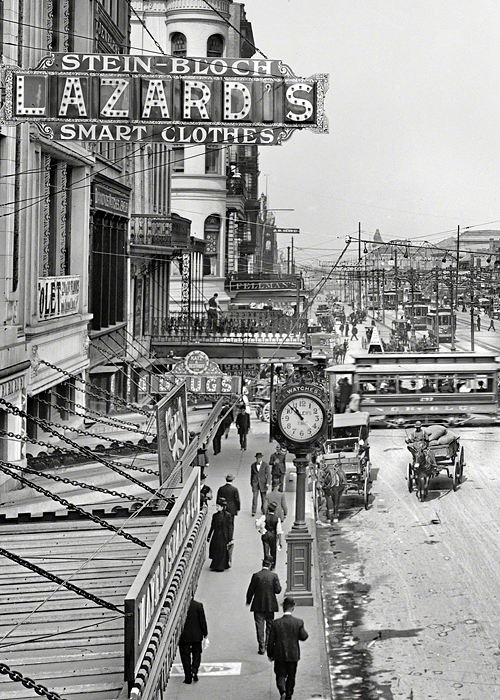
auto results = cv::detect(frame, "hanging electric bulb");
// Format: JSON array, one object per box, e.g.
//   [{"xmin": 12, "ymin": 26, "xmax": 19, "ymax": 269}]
[{"xmin": 363, "ymin": 242, "xmax": 368, "ymax": 254}]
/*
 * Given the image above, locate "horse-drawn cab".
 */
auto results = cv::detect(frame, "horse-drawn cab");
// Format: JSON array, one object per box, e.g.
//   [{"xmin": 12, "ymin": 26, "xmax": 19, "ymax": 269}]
[{"xmin": 316, "ymin": 412, "xmax": 372, "ymax": 516}]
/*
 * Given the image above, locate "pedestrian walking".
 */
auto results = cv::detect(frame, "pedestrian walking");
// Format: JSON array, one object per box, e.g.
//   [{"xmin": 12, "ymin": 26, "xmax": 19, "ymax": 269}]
[
  {"xmin": 250, "ymin": 451, "xmax": 271, "ymax": 516},
  {"xmin": 207, "ymin": 498, "xmax": 233, "ymax": 571},
  {"xmin": 256, "ymin": 502, "xmax": 283, "ymax": 569},
  {"xmin": 269, "ymin": 444, "xmax": 287, "ymax": 492},
  {"xmin": 477, "ymin": 314, "xmax": 481, "ymax": 332},
  {"xmin": 338, "ymin": 377, "xmax": 352, "ymax": 413},
  {"xmin": 216, "ymin": 474, "xmax": 240, "ymax": 566},
  {"xmin": 222, "ymin": 407, "xmax": 234, "ymax": 439},
  {"xmin": 264, "ymin": 478, "xmax": 288, "ymax": 522},
  {"xmin": 267, "ymin": 596, "xmax": 309, "ymax": 700},
  {"xmin": 351, "ymin": 325, "xmax": 358, "ymax": 340},
  {"xmin": 212, "ymin": 419, "xmax": 225, "ymax": 456},
  {"xmin": 488, "ymin": 317, "xmax": 496, "ymax": 331},
  {"xmin": 344, "ymin": 322, "xmax": 349, "ymax": 337},
  {"xmin": 246, "ymin": 557, "xmax": 281, "ymax": 655},
  {"xmin": 235, "ymin": 404, "xmax": 251, "ymax": 450},
  {"xmin": 178, "ymin": 597, "xmax": 208, "ymax": 684}
]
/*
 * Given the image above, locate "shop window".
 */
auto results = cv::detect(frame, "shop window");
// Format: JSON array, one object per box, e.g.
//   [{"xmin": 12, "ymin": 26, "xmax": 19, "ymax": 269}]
[
  {"xmin": 204, "ymin": 215, "xmax": 220, "ymax": 276},
  {"xmin": 207, "ymin": 34, "xmax": 224, "ymax": 57},
  {"xmin": 171, "ymin": 32, "xmax": 187, "ymax": 57},
  {"xmin": 205, "ymin": 145, "xmax": 220, "ymax": 174},
  {"xmin": 172, "ymin": 145, "xmax": 185, "ymax": 173}
]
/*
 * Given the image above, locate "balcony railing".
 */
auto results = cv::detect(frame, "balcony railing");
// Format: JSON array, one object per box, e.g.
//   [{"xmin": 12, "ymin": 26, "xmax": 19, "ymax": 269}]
[
  {"xmin": 166, "ymin": 0, "xmax": 230, "ymax": 14},
  {"xmin": 150, "ymin": 311, "xmax": 306, "ymax": 343}
]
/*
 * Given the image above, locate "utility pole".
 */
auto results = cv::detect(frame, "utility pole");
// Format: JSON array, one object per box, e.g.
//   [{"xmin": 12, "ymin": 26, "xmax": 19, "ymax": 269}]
[
  {"xmin": 382, "ymin": 268, "xmax": 386, "ymax": 324},
  {"xmin": 394, "ymin": 247, "xmax": 399, "ymax": 319},
  {"xmin": 449, "ymin": 266, "xmax": 456, "ymax": 351},
  {"xmin": 291, "ymin": 236, "xmax": 295, "ymax": 274},
  {"xmin": 451, "ymin": 225, "xmax": 460, "ymax": 350},
  {"xmin": 435, "ymin": 266, "xmax": 440, "ymax": 349},
  {"xmin": 287, "ymin": 246, "xmax": 291, "ymax": 274},
  {"xmin": 358, "ymin": 222, "xmax": 362, "ymax": 310},
  {"xmin": 470, "ymin": 254, "xmax": 475, "ymax": 351}
]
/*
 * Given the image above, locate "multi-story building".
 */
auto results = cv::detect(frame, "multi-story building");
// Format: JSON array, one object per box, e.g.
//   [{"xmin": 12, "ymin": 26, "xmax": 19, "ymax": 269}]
[{"xmin": 0, "ymin": 2, "xmax": 100, "ymax": 487}]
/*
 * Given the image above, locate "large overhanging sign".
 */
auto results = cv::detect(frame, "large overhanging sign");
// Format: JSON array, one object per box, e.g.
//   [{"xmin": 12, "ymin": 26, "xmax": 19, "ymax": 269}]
[{"xmin": 0, "ymin": 54, "xmax": 329, "ymax": 144}]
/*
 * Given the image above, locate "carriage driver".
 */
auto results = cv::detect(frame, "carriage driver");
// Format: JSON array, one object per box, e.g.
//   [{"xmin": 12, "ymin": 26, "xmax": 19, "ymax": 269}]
[{"xmin": 406, "ymin": 421, "xmax": 429, "ymax": 448}]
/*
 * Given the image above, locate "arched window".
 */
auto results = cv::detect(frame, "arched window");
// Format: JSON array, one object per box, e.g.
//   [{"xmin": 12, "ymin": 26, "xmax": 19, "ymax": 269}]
[
  {"xmin": 207, "ymin": 34, "xmax": 224, "ymax": 57},
  {"xmin": 171, "ymin": 32, "xmax": 187, "ymax": 57},
  {"xmin": 204, "ymin": 215, "xmax": 221, "ymax": 276}
]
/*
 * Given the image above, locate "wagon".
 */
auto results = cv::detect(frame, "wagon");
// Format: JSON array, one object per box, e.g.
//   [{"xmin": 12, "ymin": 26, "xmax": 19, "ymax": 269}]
[
  {"xmin": 407, "ymin": 424, "xmax": 465, "ymax": 496},
  {"xmin": 320, "ymin": 412, "xmax": 372, "ymax": 510}
]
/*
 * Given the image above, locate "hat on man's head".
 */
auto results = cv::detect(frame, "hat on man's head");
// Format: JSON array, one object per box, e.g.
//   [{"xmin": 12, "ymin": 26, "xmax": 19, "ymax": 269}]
[
  {"xmin": 415, "ymin": 421, "xmax": 422, "ymax": 428},
  {"xmin": 255, "ymin": 452, "xmax": 263, "ymax": 458},
  {"xmin": 262, "ymin": 556, "xmax": 273, "ymax": 567},
  {"xmin": 226, "ymin": 474, "xmax": 235, "ymax": 482},
  {"xmin": 267, "ymin": 502, "xmax": 277, "ymax": 513}
]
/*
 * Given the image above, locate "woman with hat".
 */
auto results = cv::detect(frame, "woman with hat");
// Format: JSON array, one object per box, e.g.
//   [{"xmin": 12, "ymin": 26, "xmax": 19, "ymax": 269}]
[{"xmin": 207, "ymin": 498, "xmax": 233, "ymax": 571}]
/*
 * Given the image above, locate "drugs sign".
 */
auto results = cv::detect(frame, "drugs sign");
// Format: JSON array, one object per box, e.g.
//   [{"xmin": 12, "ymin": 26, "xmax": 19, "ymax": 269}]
[{"xmin": 0, "ymin": 54, "xmax": 329, "ymax": 144}]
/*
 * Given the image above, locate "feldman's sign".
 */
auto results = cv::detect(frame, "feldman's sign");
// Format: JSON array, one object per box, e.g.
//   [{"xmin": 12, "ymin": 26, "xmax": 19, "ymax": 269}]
[{"xmin": 0, "ymin": 54, "xmax": 329, "ymax": 144}]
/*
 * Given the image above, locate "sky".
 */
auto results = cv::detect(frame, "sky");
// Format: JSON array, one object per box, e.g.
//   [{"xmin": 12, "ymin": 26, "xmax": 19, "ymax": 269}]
[{"xmin": 246, "ymin": 0, "xmax": 500, "ymax": 267}]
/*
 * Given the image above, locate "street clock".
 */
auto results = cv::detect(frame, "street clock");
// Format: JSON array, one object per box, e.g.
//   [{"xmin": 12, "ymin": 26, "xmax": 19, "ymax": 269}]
[{"xmin": 272, "ymin": 382, "xmax": 330, "ymax": 453}]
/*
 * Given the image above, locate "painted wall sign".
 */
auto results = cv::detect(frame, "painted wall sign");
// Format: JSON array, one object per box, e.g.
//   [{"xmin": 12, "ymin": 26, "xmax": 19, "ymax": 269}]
[
  {"xmin": 0, "ymin": 55, "xmax": 329, "ymax": 144},
  {"xmin": 93, "ymin": 183, "xmax": 129, "ymax": 215},
  {"xmin": 156, "ymin": 382, "xmax": 188, "ymax": 485},
  {"xmin": 124, "ymin": 470, "xmax": 200, "ymax": 681},
  {"xmin": 153, "ymin": 354, "xmax": 242, "ymax": 396},
  {"xmin": 37, "ymin": 275, "xmax": 80, "ymax": 321},
  {"xmin": 274, "ymin": 228, "xmax": 300, "ymax": 235}
]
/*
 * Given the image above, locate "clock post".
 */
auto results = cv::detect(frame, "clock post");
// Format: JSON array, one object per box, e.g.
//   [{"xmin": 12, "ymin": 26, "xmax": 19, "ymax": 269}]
[{"xmin": 271, "ymin": 351, "xmax": 331, "ymax": 606}]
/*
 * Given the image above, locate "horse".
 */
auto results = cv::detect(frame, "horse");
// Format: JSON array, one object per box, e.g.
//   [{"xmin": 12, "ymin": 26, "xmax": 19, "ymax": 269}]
[
  {"xmin": 315, "ymin": 457, "xmax": 347, "ymax": 522},
  {"xmin": 412, "ymin": 445, "xmax": 433, "ymax": 501}
]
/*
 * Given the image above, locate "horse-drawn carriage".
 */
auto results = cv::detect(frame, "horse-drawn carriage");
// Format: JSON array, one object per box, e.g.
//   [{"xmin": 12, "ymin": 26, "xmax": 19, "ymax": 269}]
[
  {"xmin": 406, "ymin": 424, "xmax": 465, "ymax": 500},
  {"xmin": 314, "ymin": 412, "xmax": 372, "ymax": 520}
]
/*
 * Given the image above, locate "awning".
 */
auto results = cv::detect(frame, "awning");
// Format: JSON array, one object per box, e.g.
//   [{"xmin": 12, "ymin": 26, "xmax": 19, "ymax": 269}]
[
  {"xmin": 89, "ymin": 364, "xmax": 119, "ymax": 374},
  {"xmin": 133, "ymin": 356, "xmax": 154, "ymax": 371}
]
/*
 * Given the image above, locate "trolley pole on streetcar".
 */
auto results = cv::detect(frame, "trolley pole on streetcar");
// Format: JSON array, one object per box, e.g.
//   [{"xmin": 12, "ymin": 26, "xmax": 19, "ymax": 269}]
[
  {"xmin": 435, "ymin": 266, "xmax": 440, "ymax": 348},
  {"xmin": 358, "ymin": 222, "xmax": 362, "ymax": 310}
]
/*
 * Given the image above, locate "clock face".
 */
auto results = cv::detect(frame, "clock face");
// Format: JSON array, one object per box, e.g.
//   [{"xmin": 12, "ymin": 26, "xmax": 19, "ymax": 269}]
[{"xmin": 278, "ymin": 394, "xmax": 325, "ymax": 443}]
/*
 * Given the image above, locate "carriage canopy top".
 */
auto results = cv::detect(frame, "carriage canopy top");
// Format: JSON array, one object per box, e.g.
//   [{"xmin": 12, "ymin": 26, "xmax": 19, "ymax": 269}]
[{"xmin": 332, "ymin": 412, "xmax": 370, "ymax": 429}]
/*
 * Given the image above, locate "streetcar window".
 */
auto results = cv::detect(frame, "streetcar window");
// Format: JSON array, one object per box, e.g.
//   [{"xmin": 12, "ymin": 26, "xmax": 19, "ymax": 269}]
[
  {"xmin": 399, "ymin": 376, "xmax": 421, "ymax": 393},
  {"xmin": 360, "ymin": 380, "xmax": 377, "ymax": 394},
  {"xmin": 437, "ymin": 375, "xmax": 456, "ymax": 393},
  {"xmin": 473, "ymin": 375, "xmax": 492, "ymax": 392},
  {"xmin": 420, "ymin": 377, "xmax": 436, "ymax": 393}
]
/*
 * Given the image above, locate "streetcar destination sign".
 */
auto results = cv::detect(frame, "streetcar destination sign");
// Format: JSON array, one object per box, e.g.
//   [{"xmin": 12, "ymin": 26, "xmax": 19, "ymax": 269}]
[{"xmin": 0, "ymin": 54, "xmax": 329, "ymax": 144}]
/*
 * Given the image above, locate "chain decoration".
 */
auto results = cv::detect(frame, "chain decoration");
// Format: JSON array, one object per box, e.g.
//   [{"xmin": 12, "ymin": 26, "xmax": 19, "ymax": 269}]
[
  {"xmin": 50, "ymin": 387, "xmax": 154, "ymax": 435},
  {"xmin": 0, "ymin": 398, "xmax": 159, "ymax": 496},
  {"xmin": 0, "ymin": 546, "xmax": 126, "ymax": 615},
  {"xmin": 39, "ymin": 358, "xmax": 152, "ymax": 416},
  {"xmin": 17, "ymin": 396, "xmax": 154, "ymax": 452},
  {"xmin": 0, "ymin": 460, "xmax": 150, "ymax": 549},
  {"xmin": 7, "ymin": 462, "xmax": 145, "ymax": 503},
  {"xmin": 0, "ymin": 662, "xmax": 67, "ymax": 700}
]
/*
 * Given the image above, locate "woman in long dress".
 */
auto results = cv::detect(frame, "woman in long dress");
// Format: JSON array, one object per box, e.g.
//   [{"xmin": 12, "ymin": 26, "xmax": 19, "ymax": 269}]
[{"xmin": 207, "ymin": 499, "xmax": 233, "ymax": 571}]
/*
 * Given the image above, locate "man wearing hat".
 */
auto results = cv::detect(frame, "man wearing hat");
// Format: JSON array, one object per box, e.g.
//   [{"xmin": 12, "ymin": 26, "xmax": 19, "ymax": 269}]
[
  {"xmin": 407, "ymin": 421, "xmax": 429, "ymax": 449},
  {"xmin": 246, "ymin": 557, "xmax": 282, "ymax": 655},
  {"xmin": 267, "ymin": 596, "xmax": 309, "ymax": 700},
  {"xmin": 235, "ymin": 404, "xmax": 251, "ymax": 450},
  {"xmin": 216, "ymin": 475, "xmax": 241, "ymax": 566},
  {"xmin": 269, "ymin": 444, "xmax": 287, "ymax": 492},
  {"xmin": 250, "ymin": 452, "xmax": 271, "ymax": 517}
]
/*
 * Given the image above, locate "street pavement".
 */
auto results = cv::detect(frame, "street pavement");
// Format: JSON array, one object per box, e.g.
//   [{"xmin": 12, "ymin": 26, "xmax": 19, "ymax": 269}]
[
  {"xmin": 167, "ymin": 418, "xmax": 332, "ymax": 700},
  {"xmin": 316, "ymin": 424, "xmax": 500, "ymax": 700}
]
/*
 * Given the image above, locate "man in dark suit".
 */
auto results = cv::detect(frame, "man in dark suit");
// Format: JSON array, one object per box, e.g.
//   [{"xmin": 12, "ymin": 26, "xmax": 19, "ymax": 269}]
[
  {"xmin": 267, "ymin": 596, "xmax": 309, "ymax": 700},
  {"xmin": 250, "ymin": 452, "xmax": 271, "ymax": 516},
  {"xmin": 269, "ymin": 444, "xmax": 287, "ymax": 492},
  {"xmin": 178, "ymin": 597, "xmax": 208, "ymax": 684},
  {"xmin": 246, "ymin": 557, "xmax": 281, "ymax": 654},
  {"xmin": 216, "ymin": 474, "xmax": 240, "ymax": 566}
]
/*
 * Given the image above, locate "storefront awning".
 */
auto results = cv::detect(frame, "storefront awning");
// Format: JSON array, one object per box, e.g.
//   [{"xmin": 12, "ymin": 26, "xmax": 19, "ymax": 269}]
[{"xmin": 89, "ymin": 364, "xmax": 119, "ymax": 374}]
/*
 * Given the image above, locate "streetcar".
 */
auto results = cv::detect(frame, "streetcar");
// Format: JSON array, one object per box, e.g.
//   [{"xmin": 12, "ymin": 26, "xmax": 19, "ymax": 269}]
[
  {"xmin": 426, "ymin": 306, "xmax": 455, "ymax": 343},
  {"xmin": 404, "ymin": 302, "xmax": 429, "ymax": 330},
  {"xmin": 326, "ymin": 351, "xmax": 500, "ymax": 427},
  {"xmin": 383, "ymin": 290, "xmax": 398, "ymax": 310}
]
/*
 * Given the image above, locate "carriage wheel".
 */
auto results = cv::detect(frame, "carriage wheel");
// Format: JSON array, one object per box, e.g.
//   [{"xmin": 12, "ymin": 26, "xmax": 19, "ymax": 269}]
[
  {"xmin": 452, "ymin": 460, "xmax": 460, "ymax": 491},
  {"xmin": 363, "ymin": 475, "xmax": 370, "ymax": 510},
  {"xmin": 407, "ymin": 463, "xmax": 414, "ymax": 493},
  {"xmin": 459, "ymin": 446, "xmax": 465, "ymax": 482},
  {"xmin": 261, "ymin": 402, "xmax": 271, "ymax": 423}
]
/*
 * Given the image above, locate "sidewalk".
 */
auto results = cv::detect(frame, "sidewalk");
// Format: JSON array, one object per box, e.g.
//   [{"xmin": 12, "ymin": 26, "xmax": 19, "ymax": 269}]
[{"xmin": 167, "ymin": 419, "xmax": 332, "ymax": 700}]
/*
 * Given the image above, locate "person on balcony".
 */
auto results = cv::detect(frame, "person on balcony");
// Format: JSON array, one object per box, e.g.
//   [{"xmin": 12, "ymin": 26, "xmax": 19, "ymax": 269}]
[{"xmin": 206, "ymin": 293, "xmax": 221, "ymax": 332}]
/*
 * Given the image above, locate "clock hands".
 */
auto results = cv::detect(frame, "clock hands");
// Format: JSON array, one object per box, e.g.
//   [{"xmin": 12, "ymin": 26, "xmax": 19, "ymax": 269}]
[{"xmin": 290, "ymin": 405, "xmax": 305, "ymax": 421}]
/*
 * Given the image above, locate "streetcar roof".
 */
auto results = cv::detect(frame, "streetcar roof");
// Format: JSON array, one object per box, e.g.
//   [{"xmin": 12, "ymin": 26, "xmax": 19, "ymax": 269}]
[
  {"xmin": 353, "ymin": 363, "xmax": 500, "ymax": 374},
  {"xmin": 332, "ymin": 411, "xmax": 370, "ymax": 428}
]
